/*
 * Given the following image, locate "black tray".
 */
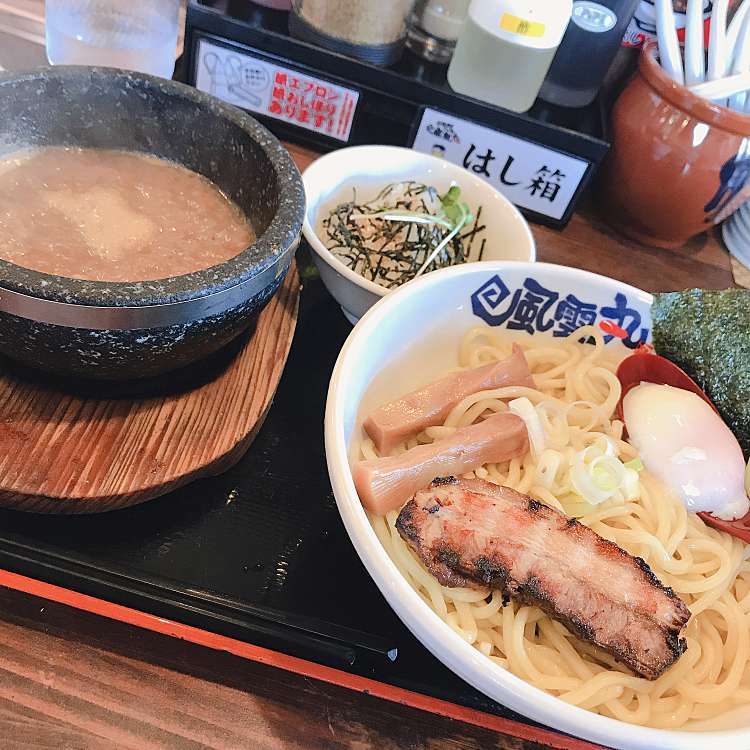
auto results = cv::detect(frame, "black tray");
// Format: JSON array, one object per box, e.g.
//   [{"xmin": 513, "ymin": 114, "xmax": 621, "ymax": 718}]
[{"xmin": 0, "ymin": 250, "xmax": 586, "ymax": 747}]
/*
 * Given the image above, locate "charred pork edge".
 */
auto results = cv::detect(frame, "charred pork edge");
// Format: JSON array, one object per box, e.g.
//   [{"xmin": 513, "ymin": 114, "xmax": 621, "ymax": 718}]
[{"xmin": 395, "ymin": 477, "xmax": 690, "ymax": 680}]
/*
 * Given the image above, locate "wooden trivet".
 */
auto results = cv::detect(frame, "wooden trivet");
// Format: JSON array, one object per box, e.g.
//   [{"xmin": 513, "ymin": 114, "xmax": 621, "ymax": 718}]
[{"xmin": 0, "ymin": 266, "xmax": 300, "ymax": 513}]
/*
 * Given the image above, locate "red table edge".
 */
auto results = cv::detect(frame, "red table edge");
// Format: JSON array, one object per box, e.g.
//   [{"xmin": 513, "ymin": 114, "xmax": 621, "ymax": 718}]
[{"xmin": 0, "ymin": 568, "xmax": 604, "ymax": 750}]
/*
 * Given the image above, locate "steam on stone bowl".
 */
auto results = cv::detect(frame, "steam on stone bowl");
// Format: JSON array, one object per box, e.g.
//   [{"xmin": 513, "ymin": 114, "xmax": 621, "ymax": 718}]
[{"xmin": 0, "ymin": 67, "xmax": 305, "ymax": 380}]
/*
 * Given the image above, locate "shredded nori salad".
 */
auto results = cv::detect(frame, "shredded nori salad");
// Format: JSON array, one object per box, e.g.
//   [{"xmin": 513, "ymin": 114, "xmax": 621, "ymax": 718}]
[
  {"xmin": 322, "ymin": 181, "xmax": 486, "ymax": 289},
  {"xmin": 652, "ymin": 289, "xmax": 750, "ymax": 457}
]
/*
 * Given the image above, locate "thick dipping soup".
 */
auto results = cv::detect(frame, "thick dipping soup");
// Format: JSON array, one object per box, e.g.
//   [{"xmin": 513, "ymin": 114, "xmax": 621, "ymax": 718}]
[{"xmin": 0, "ymin": 147, "xmax": 255, "ymax": 282}]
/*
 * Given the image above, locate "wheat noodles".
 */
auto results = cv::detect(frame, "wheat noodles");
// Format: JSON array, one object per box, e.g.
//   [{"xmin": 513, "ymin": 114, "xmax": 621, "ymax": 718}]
[{"xmin": 362, "ymin": 325, "xmax": 750, "ymax": 729}]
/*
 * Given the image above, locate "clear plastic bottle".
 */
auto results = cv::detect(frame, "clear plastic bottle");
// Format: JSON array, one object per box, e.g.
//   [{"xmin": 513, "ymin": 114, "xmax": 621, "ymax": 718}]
[
  {"xmin": 447, "ymin": 0, "xmax": 573, "ymax": 113},
  {"xmin": 540, "ymin": 0, "xmax": 641, "ymax": 107},
  {"xmin": 45, "ymin": 0, "xmax": 180, "ymax": 79}
]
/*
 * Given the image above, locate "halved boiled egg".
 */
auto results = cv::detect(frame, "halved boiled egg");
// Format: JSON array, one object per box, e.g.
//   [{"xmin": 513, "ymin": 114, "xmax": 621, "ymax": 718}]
[{"xmin": 623, "ymin": 382, "xmax": 750, "ymax": 521}]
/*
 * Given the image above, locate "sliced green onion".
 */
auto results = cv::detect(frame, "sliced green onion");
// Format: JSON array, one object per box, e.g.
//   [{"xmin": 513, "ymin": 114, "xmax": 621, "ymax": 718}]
[
  {"xmin": 349, "ymin": 211, "xmax": 454, "ymax": 230},
  {"xmin": 590, "ymin": 456, "xmax": 623, "ymax": 492},
  {"xmin": 414, "ymin": 211, "xmax": 469, "ymax": 278},
  {"xmin": 509, "ymin": 397, "xmax": 546, "ymax": 459},
  {"xmin": 595, "ymin": 435, "xmax": 617, "ymax": 457},
  {"xmin": 570, "ymin": 442, "xmax": 638, "ymax": 506},
  {"xmin": 624, "ymin": 457, "xmax": 644, "ymax": 472},
  {"xmin": 535, "ymin": 449, "xmax": 562, "ymax": 489}
]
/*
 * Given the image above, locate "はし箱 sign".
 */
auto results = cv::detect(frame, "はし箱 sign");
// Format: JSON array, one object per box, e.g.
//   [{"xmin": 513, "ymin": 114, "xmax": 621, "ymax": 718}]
[{"xmin": 412, "ymin": 108, "xmax": 589, "ymax": 222}]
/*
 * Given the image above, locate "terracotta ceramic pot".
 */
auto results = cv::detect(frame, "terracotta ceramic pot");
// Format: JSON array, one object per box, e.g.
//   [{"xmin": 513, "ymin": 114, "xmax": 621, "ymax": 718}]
[{"xmin": 599, "ymin": 41, "xmax": 750, "ymax": 249}]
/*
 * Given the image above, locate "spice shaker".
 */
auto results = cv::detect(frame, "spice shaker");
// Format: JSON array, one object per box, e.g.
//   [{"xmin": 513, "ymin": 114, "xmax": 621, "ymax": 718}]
[
  {"xmin": 406, "ymin": 0, "xmax": 471, "ymax": 64},
  {"xmin": 540, "ymin": 0, "xmax": 640, "ymax": 107},
  {"xmin": 289, "ymin": 0, "xmax": 416, "ymax": 66},
  {"xmin": 447, "ymin": 0, "xmax": 573, "ymax": 113}
]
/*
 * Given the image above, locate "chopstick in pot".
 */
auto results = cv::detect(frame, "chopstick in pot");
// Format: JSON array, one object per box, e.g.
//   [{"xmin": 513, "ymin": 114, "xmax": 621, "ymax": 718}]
[
  {"xmin": 656, "ymin": 0, "xmax": 685, "ymax": 84},
  {"xmin": 689, "ymin": 69, "xmax": 750, "ymax": 99},
  {"xmin": 728, "ymin": 10, "xmax": 750, "ymax": 109},
  {"xmin": 707, "ymin": 0, "xmax": 731, "ymax": 81},
  {"xmin": 728, "ymin": 0, "xmax": 750, "ymax": 66},
  {"xmin": 684, "ymin": 0, "xmax": 706, "ymax": 85}
]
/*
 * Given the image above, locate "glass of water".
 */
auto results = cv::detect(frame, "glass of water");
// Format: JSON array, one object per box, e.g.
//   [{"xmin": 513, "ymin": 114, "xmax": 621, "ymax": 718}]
[{"xmin": 45, "ymin": 0, "xmax": 180, "ymax": 79}]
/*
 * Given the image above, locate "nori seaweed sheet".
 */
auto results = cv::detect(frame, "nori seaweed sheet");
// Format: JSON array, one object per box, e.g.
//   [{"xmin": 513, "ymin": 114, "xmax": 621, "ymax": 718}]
[{"xmin": 652, "ymin": 289, "xmax": 750, "ymax": 457}]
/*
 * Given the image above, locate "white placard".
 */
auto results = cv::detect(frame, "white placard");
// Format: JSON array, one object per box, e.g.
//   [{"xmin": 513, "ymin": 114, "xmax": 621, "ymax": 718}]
[
  {"xmin": 195, "ymin": 38, "xmax": 359, "ymax": 143},
  {"xmin": 412, "ymin": 108, "xmax": 589, "ymax": 221}
]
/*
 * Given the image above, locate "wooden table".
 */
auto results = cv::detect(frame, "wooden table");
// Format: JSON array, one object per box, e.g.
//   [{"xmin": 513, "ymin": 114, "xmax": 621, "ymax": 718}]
[{"xmin": 0, "ymin": 145, "xmax": 735, "ymax": 750}]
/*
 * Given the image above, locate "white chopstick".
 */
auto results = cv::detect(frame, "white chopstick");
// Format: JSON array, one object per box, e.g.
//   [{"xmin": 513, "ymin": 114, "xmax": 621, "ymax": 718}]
[
  {"xmin": 655, "ymin": 0, "xmax": 685, "ymax": 84},
  {"xmin": 728, "ymin": 9, "xmax": 750, "ymax": 109},
  {"xmin": 684, "ymin": 0, "xmax": 706, "ymax": 85},
  {"xmin": 728, "ymin": 0, "xmax": 750, "ymax": 67},
  {"xmin": 690, "ymin": 70, "xmax": 750, "ymax": 100},
  {"xmin": 656, "ymin": 0, "xmax": 750, "ymax": 112},
  {"xmin": 707, "ymin": 0, "xmax": 731, "ymax": 81}
]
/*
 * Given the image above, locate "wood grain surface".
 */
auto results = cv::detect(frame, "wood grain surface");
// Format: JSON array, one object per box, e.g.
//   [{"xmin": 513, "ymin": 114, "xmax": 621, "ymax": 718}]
[
  {"xmin": 0, "ymin": 585, "xmax": 560, "ymax": 750},
  {"xmin": 0, "ymin": 143, "xmax": 738, "ymax": 750},
  {"xmin": 0, "ymin": 266, "xmax": 299, "ymax": 513}
]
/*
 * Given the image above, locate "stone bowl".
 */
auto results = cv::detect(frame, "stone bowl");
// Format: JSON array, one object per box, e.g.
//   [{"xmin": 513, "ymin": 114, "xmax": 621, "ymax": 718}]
[{"xmin": 0, "ymin": 67, "xmax": 305, "ymax": 380}]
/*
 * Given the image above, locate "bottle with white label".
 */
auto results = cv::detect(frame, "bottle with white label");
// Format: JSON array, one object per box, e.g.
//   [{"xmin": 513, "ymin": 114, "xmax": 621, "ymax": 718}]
[
  {"xmin": 539, "ymin": 0, "xmax": 640, "ymax": 107},
  {"xmin": 447, "ymin": 0, "xmax": 572, "ymax": 113}
]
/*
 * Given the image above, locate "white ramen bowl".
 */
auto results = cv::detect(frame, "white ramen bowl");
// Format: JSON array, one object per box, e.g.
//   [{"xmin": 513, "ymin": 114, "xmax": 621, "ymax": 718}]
[
  {"xmin": 325, "ymin": 261, "xmax": 750, "ymax": 750},
  {"xmin": 303, "ymin": 146, "xmax": 536, "ymax": 324}
]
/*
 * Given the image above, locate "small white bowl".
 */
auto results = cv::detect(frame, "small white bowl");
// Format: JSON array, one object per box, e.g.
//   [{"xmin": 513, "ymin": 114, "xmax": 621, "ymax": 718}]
[
  {"xmin": 302, "ymin": 145, "xmax": 536, "ymax": 324},
  {"xmin": 325, "ymin": 261, "xmax": 750, "ymax": 749}
]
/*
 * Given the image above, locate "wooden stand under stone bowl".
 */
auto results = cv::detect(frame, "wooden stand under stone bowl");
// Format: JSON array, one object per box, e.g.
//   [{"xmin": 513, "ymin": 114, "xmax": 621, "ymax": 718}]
[{"xmin": 0, "ymin": 266, "xmax": 300, "ymax": 514}]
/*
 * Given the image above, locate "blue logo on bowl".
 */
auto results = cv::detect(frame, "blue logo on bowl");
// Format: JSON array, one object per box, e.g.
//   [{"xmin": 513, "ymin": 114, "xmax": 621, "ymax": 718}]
[{"xmin": 471, "ymin": 274, "xmax": 649, "ymax": 348}]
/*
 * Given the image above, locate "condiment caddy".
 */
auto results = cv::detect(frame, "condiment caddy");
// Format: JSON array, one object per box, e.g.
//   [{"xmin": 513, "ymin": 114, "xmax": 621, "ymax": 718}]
[{"xmin": 183, "ymin": 0, "xmax": 609, "ymax": 228}]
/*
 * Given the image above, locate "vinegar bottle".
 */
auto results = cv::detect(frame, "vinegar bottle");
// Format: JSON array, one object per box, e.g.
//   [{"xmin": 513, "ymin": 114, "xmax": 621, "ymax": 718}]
[
  {"xmin": 447, "ymin": 0, "xmax": 573, "ymax": 113},
  {"xmin": 539, "ymin": 0, "xmax": 640, "ymax": 108}
]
